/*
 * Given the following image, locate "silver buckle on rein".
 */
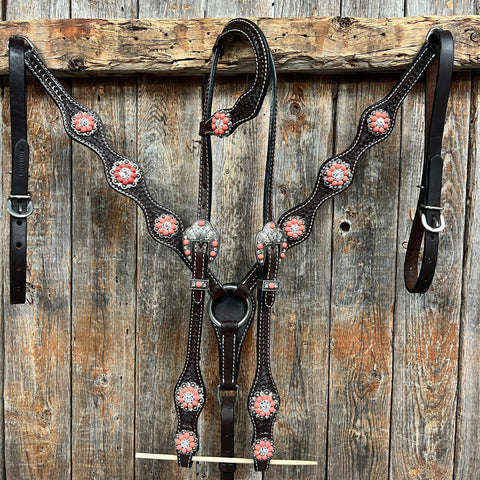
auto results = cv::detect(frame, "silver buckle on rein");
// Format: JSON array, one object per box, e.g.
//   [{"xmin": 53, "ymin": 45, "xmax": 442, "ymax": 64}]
[
  {"xmin": 420, "ymin": 204, "xmax": 445, "ymax": 233},
  {"xmin": 7, "ymin": 194, "xmax": 34, "ymax": 218}
]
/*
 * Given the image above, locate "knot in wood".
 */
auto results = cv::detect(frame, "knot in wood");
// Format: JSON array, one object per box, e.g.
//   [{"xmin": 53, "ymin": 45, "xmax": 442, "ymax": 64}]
[
  {"xmin": 289, "ymin": 101, "xmax": 302, "ymax": 115},
  {"xmin": 470, "ymin": 29, "xmax": 480, "ymax": 44},
  {"xmin": 68, "ymin": 57, "xmax": 86, "ymax": 72},
  {"xmin": 333, "ymin": 16, "xmax": 354, "ymax": 31}
]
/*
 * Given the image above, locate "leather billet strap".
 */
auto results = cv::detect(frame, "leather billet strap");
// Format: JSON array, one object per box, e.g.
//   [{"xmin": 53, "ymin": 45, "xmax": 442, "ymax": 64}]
[
  {"xmin": 8, "ymin": 37, "xmax": 32, "ymax": 304},
  {"xmin": 404, "ymin": 28, "xmax": 453, "ymax": 293}
]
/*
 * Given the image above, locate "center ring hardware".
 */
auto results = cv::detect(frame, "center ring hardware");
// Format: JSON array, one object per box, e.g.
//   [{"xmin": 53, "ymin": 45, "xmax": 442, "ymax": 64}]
[{"xmin": 208, "ymin": 284, "xmax": 253, "ymax": 329}]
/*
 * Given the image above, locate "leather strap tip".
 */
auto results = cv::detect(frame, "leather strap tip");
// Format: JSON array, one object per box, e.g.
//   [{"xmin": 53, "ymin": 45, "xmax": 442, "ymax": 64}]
[
  {"xmin": 178, "ymin": 453, "xmax": 193, "ymax": 468},
  {"xmin": 198, "ymin": 121, "xmax": 212, "ymax": 137},
  {"xmin": 219, "ymin": 462, "xmax": 236, "ymax": 473},
  {"xmin": 254, "ymin": 459, "xmax": 270, "ymax": 472}
]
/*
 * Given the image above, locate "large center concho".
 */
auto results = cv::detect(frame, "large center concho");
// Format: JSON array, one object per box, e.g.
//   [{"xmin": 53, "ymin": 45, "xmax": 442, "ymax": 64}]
[
  {"xmin": 255, "ymin": 222, "xmax": 287, "ymax": 266},
  {"xmin": 182, "ymin": 219, "xmax": 220, "ymax": 262}
]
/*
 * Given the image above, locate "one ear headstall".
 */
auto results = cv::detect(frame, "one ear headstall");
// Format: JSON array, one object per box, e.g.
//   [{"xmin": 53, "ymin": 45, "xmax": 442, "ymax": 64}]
[{"xmin": 7, "ymin": 20, "xmax": 454, "ymax": 479}]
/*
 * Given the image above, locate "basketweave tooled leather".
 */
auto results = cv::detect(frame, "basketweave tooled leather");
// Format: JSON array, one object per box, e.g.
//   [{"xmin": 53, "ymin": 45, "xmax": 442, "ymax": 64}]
[{"xmin": 8, "ymin": 20, "xmax": 453, "ymax": 480}]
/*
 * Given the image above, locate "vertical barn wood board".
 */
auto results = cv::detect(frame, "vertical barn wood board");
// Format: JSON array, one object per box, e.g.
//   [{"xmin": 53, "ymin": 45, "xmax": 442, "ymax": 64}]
[
  {"xmin": 135, "ymin": 4, "xmax": 203, "ymax": 480},
  {"xmin": 3, "ymin": 1, "xmax": 71, "ymax": 480},
  {"xmin": 0, "ymin": 4, "xmax": 475, "ymax": 480},
  {"xmin": 455, "ymin": 72, "xmax": 480, "ymax": 480},
  {"xmin": 390, "ymin": 73, "xmax": 469, "ymax": 478},
  {"xmin": 327, "ymin": 1, "xmax": 402, "ymax": 480},
  {"xmin": 70, "ymin": 2, "xmax": 136, "ymax": 480},
  {"xmin": 269, "ymin": 2, "xmax": 338, "ymax": 480}
]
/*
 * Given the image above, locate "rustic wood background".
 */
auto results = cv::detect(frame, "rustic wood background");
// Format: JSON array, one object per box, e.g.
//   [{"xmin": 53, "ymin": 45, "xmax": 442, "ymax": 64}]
[{"xmin": 1, "ymin": 0, "xmax": 479, "ymax": 479}]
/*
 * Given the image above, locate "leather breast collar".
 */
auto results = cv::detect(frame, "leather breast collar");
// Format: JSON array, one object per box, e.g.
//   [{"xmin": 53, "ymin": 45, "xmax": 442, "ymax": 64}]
[{"xmin": 7, "ymin": 19, "xmax": 454, "ymax": 479}]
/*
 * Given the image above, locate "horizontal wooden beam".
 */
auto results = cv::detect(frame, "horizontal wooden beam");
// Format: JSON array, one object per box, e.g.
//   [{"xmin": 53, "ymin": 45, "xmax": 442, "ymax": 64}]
[{"xmin": 0, "ymin": 16, "xmax": 479, "ymax": 76}]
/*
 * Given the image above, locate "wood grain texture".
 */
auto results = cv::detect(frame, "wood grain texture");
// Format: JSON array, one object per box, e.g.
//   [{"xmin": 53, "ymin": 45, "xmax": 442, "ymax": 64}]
[
  {"xmin": 135, "ymin": 76, "xmax": 202, "ymax": 480},
  {"xmin": 1, "ymin": 1, "xmax": 476, "ymax": 479},
  {"xmin": 0, "ymin": 16, "xmax": 480, "ymax": 75},
  {"xmin": 327, "ymin": 75, "xmax": 399, "ymax": 480},
  {"xmin": 326, "ymin": 2, "xmax": 402, "ymax": 478},
  {"xmin": 70, "ymin": 78, "xmax": 137, "ymax": 480},
  {"xmin": 454, "ymin": 72, "xmax": 480, "ymax": 480},
  {"xmin": 390, "ymin": 73, "xmax": 469, "ymax": 480},
  {"xmin": 3, "ymin": 2, "xmax": 71, "ymax": 480},
  {"xmin": 2, "ymin": 81, "xmax": 72, "ymax": 480},
  {"xmin": 69, "ymin": 2, "xmax": 137, "ymax": 480},
  {"xmin": 134, "ymin": 5, "xmax": 203, "ymax": 480}
]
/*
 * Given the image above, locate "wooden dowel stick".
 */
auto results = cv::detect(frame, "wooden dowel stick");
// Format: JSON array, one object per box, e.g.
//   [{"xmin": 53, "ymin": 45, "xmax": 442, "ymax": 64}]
[{"xmin": 135, "ymin": 452, "xmax": 317, "ymax": 466}]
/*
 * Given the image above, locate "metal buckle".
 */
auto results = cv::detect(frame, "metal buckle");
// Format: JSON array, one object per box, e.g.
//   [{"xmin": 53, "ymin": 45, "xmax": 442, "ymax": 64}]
[
  {"xmin": 7, "ymin": 194, "xmax": 34, "ymax": 218},
  {"xmin": 217, "ymin": 385, "xmax": 239, "ymax": 404},
  {"xmin": 421, "ymin": 212, "xmax": 445, "ymax": 233}
]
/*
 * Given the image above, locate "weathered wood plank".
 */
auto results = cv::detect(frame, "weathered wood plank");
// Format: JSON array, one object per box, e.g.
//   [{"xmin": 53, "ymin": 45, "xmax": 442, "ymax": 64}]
[
  {"xmin": 134, "ymin": 6, "xmax": 203, "ymax": 480},
  {"xmin": 135, "ymin": 75, "xmax": 203, "ymax": 480},
  {"xmin": 454, "ymin": 72, "xmax": 480, "ymax": 480},
  {"xmin": 327, "ymin": 75, "xmax": 399, "ymax": 480},
  {"xmin": 389, "ymin": 73, "xmax": 468, "ymax": 480},
  {"xmin": 2, "ymin": 1, "xmax": 71, "ymax": 479},
  {"xmin": 326, "ymin": 0, "xmax": 402, "ymax": 477},
  {"xmin": 70, "ymin": 78, "xmax": 137, "ymax": 480},
  {"xmin": 2, "ymin": 82, "xmax": 73, "ymax": 480},
  {"xmin": 0, "ymin": 16, "xmax": 479, "ymax": 76}
]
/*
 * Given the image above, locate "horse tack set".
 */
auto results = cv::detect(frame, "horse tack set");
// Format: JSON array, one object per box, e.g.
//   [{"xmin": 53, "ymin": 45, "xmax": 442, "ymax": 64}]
[{"xmin": 7, "ymin": 18, "xmax": 453, "ymax": 479}]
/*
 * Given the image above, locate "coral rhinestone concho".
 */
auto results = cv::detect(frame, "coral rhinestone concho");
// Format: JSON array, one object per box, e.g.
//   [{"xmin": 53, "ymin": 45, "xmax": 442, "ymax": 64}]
[
  {"xmin": 155, "ymin": 214, "xmax": 178, "ymax": 237},
  {"xmin": 367, "ymin": 109, "xmax": 391, "ymax": 135},
  {"xmin": 176, "ymin": 382, "xmax": 204, "ymax": 411},
  {"xmin": 283, "ymin": 217, "xmax": 306, "ymax": 240},
  {"xmin": 250, "ymin": 390, "xmax": 278, "ymax": 419},
  {"xmin": 252, "ymin": 438, "xmax": 275, "ymax": 461},
  {"xmin": 255, "ymin": 222, "xmax": 287, "ymax": 265},
  {"xmin": 71, "ymin": 112, "xmax": 97, "ymax": 136},
  {"xmin": 183, "ymin": 219, "xmax": 219, "ymax": 262},
  {"xmin": 211, "ymin": 110, "xmax": 232, "ymax": 136},
  {"xmin": 110, "ymin": 160, "xmax": 141, "ymax": 189},
  {"xmin": 175, "ymin": 430, "xmax": 198, "ymax": 454},
  {"xmin": 321, "ymin": 160, "xmax": 353, "ymax": 191}
]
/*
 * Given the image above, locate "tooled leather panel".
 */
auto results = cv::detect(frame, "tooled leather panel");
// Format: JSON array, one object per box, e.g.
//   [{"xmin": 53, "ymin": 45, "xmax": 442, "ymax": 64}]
[
  {"xmin": 199, "ymin": 18, "xmax": 271, "ymax": 138},
  {"xmin": 276, "ymin": 42, "xmax": 437, "ymax": 248},
  {"xmin": 238, "ymin": 41, "xmax": 438, "ymax": 295},
  {"xmin": 24, "ymin": 47, "xmax": 226, "ymax": 292}
]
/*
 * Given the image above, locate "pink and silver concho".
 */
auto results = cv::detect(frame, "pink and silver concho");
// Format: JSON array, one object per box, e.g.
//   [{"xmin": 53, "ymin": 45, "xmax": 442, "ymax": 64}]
[
  {"xmin": 321, "ymin": 160, "xmax": 353, "ymax": 191},
  {"xmin": 250, "ymin": 390, "xmax": 278, "ymax": 419}
]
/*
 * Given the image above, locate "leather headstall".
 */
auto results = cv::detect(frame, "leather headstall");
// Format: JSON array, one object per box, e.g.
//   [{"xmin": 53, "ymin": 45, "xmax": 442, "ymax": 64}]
[{"xmin": 7, "ymin": 19, "xmax": 454, "ymax": 479}]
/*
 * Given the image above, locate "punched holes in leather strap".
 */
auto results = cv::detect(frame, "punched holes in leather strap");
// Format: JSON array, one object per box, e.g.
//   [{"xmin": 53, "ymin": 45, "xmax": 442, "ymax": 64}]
[{"xmin": 9, "ymin": 38, "xmax": 31, "ymax": 304}]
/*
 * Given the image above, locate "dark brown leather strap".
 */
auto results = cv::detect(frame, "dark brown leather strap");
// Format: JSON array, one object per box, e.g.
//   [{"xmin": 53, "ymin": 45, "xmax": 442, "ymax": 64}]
[
  {"xmin": 237, "ymin": 27, "xmax": 453, "ymax": 297},
  {"xmin": 174, "ymin": 244, "xmax": 208, "ymax": 467},
  {"xmin": 199, "ymin": 18, "xmax": 277, "ymax": 478},
  {"xmin": 8, "ymin": 37, "xmax": 32, "ymax": 304},
  {"xmin": 404, "ymin": 29, "xmax": 453, "ymax": 292},
  {"xmin": 248, "ymin": 245, "xmax": 280, "ymax": 471}
]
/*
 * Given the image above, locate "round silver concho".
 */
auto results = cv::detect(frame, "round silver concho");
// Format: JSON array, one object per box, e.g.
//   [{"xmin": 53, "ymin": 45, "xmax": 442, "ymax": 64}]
[{"xmin": 321, "ymin": 160, "xmax": 353, "ymax": 191}]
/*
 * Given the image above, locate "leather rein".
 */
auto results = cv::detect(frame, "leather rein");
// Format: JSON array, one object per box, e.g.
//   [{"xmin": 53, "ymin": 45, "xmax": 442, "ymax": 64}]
[{"xmin": 7, "ymin": 19, "xmax": 453, "ymax": 478}]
